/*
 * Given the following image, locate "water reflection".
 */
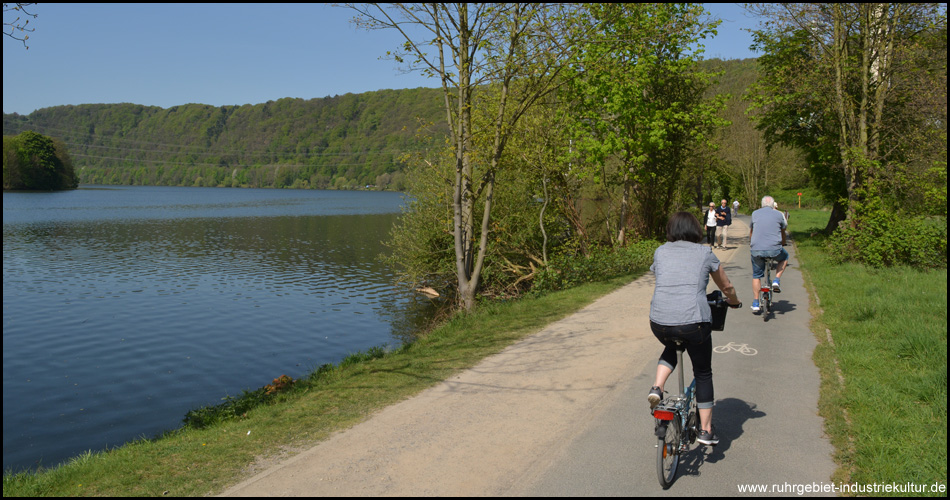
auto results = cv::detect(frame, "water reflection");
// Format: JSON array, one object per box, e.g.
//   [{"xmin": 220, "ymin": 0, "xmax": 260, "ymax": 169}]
[{"xmin": 2, "ymin": 186, "xmax": 438, "ymax": 473}]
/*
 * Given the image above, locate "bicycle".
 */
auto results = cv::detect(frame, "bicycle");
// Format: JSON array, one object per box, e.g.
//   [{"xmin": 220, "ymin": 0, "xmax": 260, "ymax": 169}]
[
  {"xmin": 758, "ymin": 257, "xmax": 778, "ymax": 321},
  {"xmin": 652, "ymin": 292, "xmax": 741, "ymax": 489}
]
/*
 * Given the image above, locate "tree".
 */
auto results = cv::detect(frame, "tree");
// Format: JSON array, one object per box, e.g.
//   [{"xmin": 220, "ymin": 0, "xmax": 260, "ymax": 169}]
[
  {"xmin": 746, "ymin": 3, "xmax": 947, "ymax": 232},
  {"xmin": 503, "ymin": 87, "xmax": 577, "ymax": 266},
  {"xmin": 3, "ymin": 130, "xmax": 78, "ymax": 190},
  {"xmin": 562, "ymin": 3, "xmax": 727, "ymax": 242},
  {"xmin": 349, "ymin": 3, "xmax": 584, "ymax": 311},
  {"xmin": 3, "ymin": 2, "xmax": 36, "ymax": 49}
]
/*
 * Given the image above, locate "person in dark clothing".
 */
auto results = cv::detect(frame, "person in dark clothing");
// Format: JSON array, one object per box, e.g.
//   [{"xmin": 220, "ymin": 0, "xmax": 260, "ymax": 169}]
[{"xmin": 715, "ymin": 199, "xmax": 732, "ymax": 248}]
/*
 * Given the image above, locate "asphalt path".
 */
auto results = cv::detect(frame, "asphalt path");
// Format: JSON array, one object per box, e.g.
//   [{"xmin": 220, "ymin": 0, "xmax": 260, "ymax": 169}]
[
  {"xmin": 221, "ymin": 214, "xmax": 836, "ymax": 497},
  {"xmin": 509, "ymin": 215, "xmax": 837, "ymax": 496}
]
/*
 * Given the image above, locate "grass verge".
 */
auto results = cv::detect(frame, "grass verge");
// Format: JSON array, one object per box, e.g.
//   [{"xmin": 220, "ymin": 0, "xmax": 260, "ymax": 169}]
[
  {"xmin": 2, "ymin": 272, "xmax": 644, "ymax": 497},
  {"xmin": 790, "ymin": 208, "xmax": 947, "ymax": 495}
]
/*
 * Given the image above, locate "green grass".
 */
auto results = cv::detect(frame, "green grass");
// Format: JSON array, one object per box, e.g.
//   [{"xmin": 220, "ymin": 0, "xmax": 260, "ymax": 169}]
[
  {"xmin": 2, "ymin": 272, "xmax": 644, "ymax": 497},
  {"xmin": 790, "ymin": 208, "xmax": 948, "ymax": 495},
  {"xmin": 770, "ymin": 187, "xmax": 829, "ymax": 210}
]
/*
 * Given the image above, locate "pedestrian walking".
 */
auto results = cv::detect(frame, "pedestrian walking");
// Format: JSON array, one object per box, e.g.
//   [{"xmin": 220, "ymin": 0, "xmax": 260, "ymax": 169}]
[{"xmin": 704, "ymin": 202, "xmax": 717, "ymax": 246}]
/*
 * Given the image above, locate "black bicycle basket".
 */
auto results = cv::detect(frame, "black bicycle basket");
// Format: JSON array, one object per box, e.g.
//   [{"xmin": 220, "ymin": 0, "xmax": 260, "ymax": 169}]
[{"xmin": 707, "ymin": 291, "xmax": 728, "ymax": 331}]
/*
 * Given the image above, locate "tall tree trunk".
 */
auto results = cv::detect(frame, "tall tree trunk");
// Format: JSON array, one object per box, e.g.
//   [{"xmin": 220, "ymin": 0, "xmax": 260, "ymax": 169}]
[
  {"xmin": 451, "ymin": 5, "xmax": 477, "ymax": 311},
  {"xmin": 824, "ymin": 199, "xmax": 847, "ymax": 235},
  {"xmin": 539, "ymin": 176, "xmax": 549, "ymax": 265},
  {"xmin": 832, "ymin": 5, "xmax": 861, "ymax": 228},
  {"xmin": 618, "ymin": 169, "xmax": 630, "ymax": 246}
]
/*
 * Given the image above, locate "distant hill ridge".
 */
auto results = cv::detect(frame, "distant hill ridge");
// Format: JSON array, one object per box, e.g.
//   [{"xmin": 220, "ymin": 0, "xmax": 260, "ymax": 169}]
[
  {"xmin": 2, "ymin": 87, "xmax": 447, "ymax": 190},
  {"xmin": 3, "ymin": 58, "xmax": 759, "ymax": 191}
]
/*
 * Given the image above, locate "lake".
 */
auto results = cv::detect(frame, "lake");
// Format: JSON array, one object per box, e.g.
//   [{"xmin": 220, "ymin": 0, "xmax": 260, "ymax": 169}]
[{"xmin": 2, "ymin": 185, "xmax": 437, "ymax": 473}]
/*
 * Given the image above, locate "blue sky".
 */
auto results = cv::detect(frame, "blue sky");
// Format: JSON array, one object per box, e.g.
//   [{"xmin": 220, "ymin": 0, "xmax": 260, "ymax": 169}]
[{"xmin": 3, "ymin": 3, "xmax": 763, "ymax": 115}]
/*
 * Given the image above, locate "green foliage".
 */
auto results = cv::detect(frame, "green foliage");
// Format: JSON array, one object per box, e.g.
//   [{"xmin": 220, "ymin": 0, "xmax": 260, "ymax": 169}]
[
  {"xmin": 530, "ymin": 239, "xmax": 661, "ymax": 296},
  {"xmin": 828, "ymin": 150, "xmax": 947, "ymax": 269},
  {"xmin": 385, "ymin": 4, "xmax": 758, "ymax": 305},
  {"xmin": 385, "ymin": 128, "xmax": 658, "ymax": 303},
  {"xmin": 829, "ymin": 188, "xmax": 947, "ymax": 269},
  {"xmin": 2, "ymin": 90, "xmax": 447, "ymax": 190},
  {"xmin": 746, "ymin": 3, "xmax": 947, "ymax": 246},
  {"xmin": 181, "ymin": 374, "xmax": 302, "ymax": 430},
  {"xmin": 382, "ymin": 147, "xmax": 456, "ymax": 295},
  {"xmin": 338, "ymin": 346, "xmax": 388, "ymax": 368},
  {"xmin": 384, "ymin": 144, "xmax": 556, "ymax": 301},
  {"xmin": 563, "ymin": 3, "xmax": 728, "ymax": 240},
  {"xmin": 746, "ymin": 27, "xmax": 847, "ymax": 208},
  {"xmin": 890, "ymin": 160, "xmax": 948, "ymax": 219},
  {"xmin": 2, "ymin": 130, "xmax": 78, "ymax": 190}
]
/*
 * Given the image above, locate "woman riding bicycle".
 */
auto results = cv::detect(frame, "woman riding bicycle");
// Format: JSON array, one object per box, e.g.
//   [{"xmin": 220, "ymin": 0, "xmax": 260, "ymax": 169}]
[{"xmin": 647, "ymin": 211, "xmax": 741, "ymax": 445}]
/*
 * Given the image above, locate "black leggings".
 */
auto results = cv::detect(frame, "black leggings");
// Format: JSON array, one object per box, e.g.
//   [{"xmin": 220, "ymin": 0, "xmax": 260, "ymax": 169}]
[
  {"xmin": 706, "ymin": 226, "xmax": 717, "ymax": 245},
  {"xmin": 650, "ymin": 321, "xmax": 713, "ymax": 409}
]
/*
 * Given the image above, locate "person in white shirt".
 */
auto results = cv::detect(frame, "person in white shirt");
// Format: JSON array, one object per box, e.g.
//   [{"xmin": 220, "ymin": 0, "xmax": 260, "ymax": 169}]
[{"xmin": 703, "ymin": 202, "xmax": 717, "ymax": 246}]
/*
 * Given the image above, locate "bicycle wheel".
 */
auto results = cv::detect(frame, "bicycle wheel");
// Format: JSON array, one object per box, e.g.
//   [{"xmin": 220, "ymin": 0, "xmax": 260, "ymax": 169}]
[{"xmin": 657, "ymin": 418, "xmax": 681, "ymax": 488}]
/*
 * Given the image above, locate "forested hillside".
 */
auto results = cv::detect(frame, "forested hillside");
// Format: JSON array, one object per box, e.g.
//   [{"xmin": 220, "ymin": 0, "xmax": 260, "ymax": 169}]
[
  {"xmin": 3, "ymin": 60, "xmax": 804, "ymax": 197},
  {"xmin": 2, "ymin": 87, "xmax": 448, "ymax": 190}
]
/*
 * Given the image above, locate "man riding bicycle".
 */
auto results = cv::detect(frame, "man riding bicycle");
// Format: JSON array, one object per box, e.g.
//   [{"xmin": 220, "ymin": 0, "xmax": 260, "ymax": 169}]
[{"xmin": 749, "ymin": 195, "xmax": 788, "ymax": 313}]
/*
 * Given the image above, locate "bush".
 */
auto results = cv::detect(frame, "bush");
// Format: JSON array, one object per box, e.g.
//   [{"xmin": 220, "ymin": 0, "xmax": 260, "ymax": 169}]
[
  {"xmin": 829, "ymin": 200, "xmax": 947, "ymax": 269},
  {"xmin": 530, "ymin": 239, "xmax": 661, "ymax": 295}
]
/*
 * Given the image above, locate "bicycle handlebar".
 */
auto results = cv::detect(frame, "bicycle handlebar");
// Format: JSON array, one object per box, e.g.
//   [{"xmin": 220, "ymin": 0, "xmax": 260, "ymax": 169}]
[
  {"xmin": 707, "ymin": 291, "xmax": 742, "ymax": 309},
  {"xmin": 709, "ymin": 298, "xmax": 743, "ymax": 309}
]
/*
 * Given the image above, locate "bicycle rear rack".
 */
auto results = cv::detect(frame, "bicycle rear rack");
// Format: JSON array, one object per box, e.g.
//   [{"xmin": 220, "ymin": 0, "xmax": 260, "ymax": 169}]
[{"xmin": 652, "ymin": 396, "xmax": 686, "ymax": 420}]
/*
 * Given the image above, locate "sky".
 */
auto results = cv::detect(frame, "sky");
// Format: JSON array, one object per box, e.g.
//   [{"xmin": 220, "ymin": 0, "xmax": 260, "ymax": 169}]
[{"xmin": 3, "ymin": 3, "xmax": 764, "ymax": 116}]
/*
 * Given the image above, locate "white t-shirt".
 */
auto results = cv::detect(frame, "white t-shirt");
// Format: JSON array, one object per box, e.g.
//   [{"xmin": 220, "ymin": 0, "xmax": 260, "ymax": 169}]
[{"xmin": 706, "ymin": 208, "xmax": 718, "ymax": 227}]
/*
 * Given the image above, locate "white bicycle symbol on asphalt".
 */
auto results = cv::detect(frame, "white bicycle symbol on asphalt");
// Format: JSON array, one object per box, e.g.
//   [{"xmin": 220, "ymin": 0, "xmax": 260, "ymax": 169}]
[{"xmin": 713, "ymin": 342, "xmax": 758, "ymax": 356}]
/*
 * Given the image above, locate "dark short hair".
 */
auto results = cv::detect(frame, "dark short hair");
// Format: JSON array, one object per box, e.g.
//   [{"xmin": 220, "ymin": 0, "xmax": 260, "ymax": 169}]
[{"xmin": 666, "ymin": 211, "xmax": 703, "ymax": 243}]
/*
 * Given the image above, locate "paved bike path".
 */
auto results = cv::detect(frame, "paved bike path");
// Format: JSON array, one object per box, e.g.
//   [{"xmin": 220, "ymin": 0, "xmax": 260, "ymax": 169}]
[
  {"xmin": 221, "ymin": 214, "xmax": 835, "ymax": 496},
  {"xmin": 510, "ymin": 215, "xmax": 836, "ymax": 496}
]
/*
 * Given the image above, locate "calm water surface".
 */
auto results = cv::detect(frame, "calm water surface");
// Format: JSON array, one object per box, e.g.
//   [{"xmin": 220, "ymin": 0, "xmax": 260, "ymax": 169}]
[{"xmin": 2, "ymin": 185, "xmax": 436, "ymax": 473}]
